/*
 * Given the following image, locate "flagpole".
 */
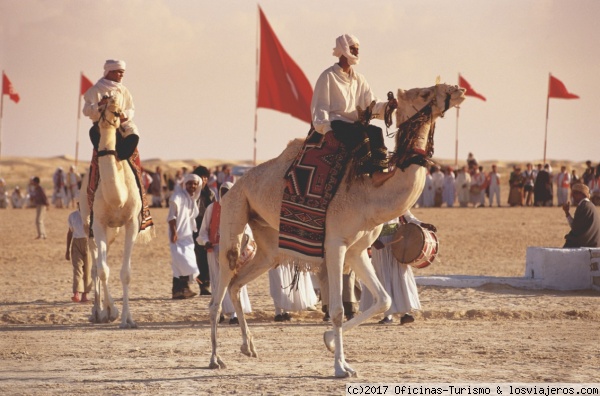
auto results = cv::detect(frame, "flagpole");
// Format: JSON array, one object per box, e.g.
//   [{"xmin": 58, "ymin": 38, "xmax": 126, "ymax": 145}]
[
  {"xmin": 455, "ymin": 106, "xmax": 460, "ymax": 168},
  {"xmin": 543, "ymin": 73, "xmax": 551, "ymax": 165},
  {"xmin": 253, "ymin": 7, "xmax": 260, "ymax": 166},
  {"xmin": 75, "ymin": 73, "xmax": 83, "ymax": 167}
]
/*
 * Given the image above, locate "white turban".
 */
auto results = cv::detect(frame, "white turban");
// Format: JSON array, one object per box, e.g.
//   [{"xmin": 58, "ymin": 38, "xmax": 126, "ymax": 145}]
[
  {"xmin": 332, "ymin": 34, "xmax": 360, "ymax": 65},
  {"xmin": 103, "ymin": 59, "xmax": 126, "ymax": 77}
]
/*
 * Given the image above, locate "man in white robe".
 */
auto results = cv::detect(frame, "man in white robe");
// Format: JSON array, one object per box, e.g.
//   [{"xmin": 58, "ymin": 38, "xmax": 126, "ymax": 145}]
[
  {"xmin": 455, "ymin": 166, "xmax": 471, "ymax": 207},
  {"xmin": 360, "ymin": 211, "xmax": 436, "ymax": 324},
  {"xmin": 431, "ymin": 166, "xmax": 444, "ymax": 207},
  {"xmin": 168, "ymin": 174, "xmax": 202, "ymax": 299},
  {"xmin": 556, "ymin": 166, "xmax": 571, "ymax": 206},
  {"xmin": 442, "ymin": 167, "xmax": 456, "ymax": 207},
  {"xmin": 311, "ymin": 34, "xmax": 397, "ymax": 185},
  {"xmin": 487, "ymin": 164, "xmax": 501, "ymax": 207}
]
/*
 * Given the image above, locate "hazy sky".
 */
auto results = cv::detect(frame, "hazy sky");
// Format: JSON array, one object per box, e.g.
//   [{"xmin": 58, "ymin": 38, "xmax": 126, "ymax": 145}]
[{"xmin": 0, "ymin": 0, "xmax": 598, "ymax": 164}]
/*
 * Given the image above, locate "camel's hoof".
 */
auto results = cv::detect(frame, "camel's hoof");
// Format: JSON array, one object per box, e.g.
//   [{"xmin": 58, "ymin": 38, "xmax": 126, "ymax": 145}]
[
  {"xmin": 108, "ymin": 307, "xmax": 119, "ymax": 322},
  {"xmin": 241, "ymin": 343, "xmax": 258, "ymax": 358},
  {"xmin": 119, "ymin": 320, "xmax": 137, "ymax": 329},
  {"xmin": 209, "ymin": 357, "xmax": 227, "ymax": 369},
  {"xmin": 335, "ymin": 368, "xmax": 357, "ymax": 378},
  {"xmin": 323, "ymin": 330, "xmax": 335, "ymax": 353}
]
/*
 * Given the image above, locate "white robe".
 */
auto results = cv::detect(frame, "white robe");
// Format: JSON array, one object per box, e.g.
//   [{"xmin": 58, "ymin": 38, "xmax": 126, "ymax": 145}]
[
  {"xmin": 360, "ymin": 213, "xmax": 421, "ymax": 316},
  {"xmin": 198, "ymin": 203, "xmax": 251, "ymax": 315},
  {"xmin": 311, "ymin": 63, "xmax": 387, "ymax": 134},
  {"xmin": 421, "ymin": 173, "xmax": 434, "ymax": 207},
  {"xmin": 442, "ymin": 173, "xmax": 456, "ymax": 207},
  {"xmin": 82, "ymin": 78, "xmax": 138, "ymax": 136},
  {"xmin": 269, "ymin": 264, "xmax": 318, "ymax": 312},
  {"xmin": 167, "ymin": 188, "xmax": 200, "ymax": 278}
]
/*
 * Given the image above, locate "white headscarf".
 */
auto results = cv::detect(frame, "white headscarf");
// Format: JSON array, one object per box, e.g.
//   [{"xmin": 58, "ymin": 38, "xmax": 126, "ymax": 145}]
[
  {"xmin": 219, "ymin": 181, "xmax": 234, "ymax": 201},
  {"xmin": 103, "ymin": 59, "xmax": 127, "ymax": 77},
  {"xmin": 332, "ymin": 34, "xmax": 360, "ymax": 65}
]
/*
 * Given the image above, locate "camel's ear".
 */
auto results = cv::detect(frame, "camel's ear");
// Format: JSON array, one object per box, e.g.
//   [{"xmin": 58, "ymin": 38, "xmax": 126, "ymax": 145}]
[{"xmin": 397, "ymin": 88, "xmax": 405, "ymax": 99}]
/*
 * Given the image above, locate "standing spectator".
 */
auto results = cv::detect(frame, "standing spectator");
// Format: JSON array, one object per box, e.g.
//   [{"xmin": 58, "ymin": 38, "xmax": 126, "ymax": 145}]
[
  {"xmin": 522, "ymin": 163, "xmax": 537, "ymax": 206},
  {"xmin": 216, "ymin": 165, "xmax": 226, "ymax": 189},
  {"xmin": 197, "ymin": 182, "xmax": 252, "ymax": 324},
  {"xmin": 570, "ymin": 169, "xmax": 580, "ymax": 187},
  {"xmin": 467, "ymin": 152, "xmax": 478, "ymax": 170},
  {"xmin": 65, "ymin": 165, "xmax": 81, "ymax": 208},
  {"xmin": 0, "ymin": 178, "xmax": 8, "ymax": 208},
  {"xmin": 582, "ymin": 161, "xmax": 595, "ymax": 186},
  {"xmin": 455, "ymin": 165, "xmax": 471, "ymax": 208},
  {"xmin": 11, "ymin": 186, "xmax": 25, "ymax": 209},
  {"xmin": 65, "ymin": 205, "xmax": 91, "ymax": 303},
  {"xmin": 31, "ymin": 176, "xmax": 50, "ymax": 239},
  {"xmin": 431, "ymin": 166, "xmax": 444, "ymax": 207},
  {"xmin": 487, "ymin": 164, "xmax": 501, "ymax": 207},
  {"xmin": 508, "ymin": 166, "xmax": 524, "ymax": 207},
  {"xmin": 442, "ymin": 167, "xmax": 456, "ymax": 207},
  {"xmin": 360, "ymin": 211, "xmax": 436, "ymax": 325},
  {"xmin": 163, "ymin": 172, "xmax": 176, "ymax": 207},
  {"xmin": 534, "ymin": 164, "xmax": 553, "ymax": 206},
  {"xmin": 419, "ymin": 169, "xmax": 434, "ymax": 208},
  {"xmin": 52, "ymin": 167, "xmax": 66, "ymax": 208},
  {"xmin": 192, "ymin": 165, "xmax": 216, "ymax": 295},
  {"xmin": 167, "ymin": 173, "xmax": 202, "ymax": 299},
  {"xmin": 470, "ymin": 166, "xmax": 486, "ymax": 208},
  {"xmin": 588, "ymin": 173, "xmax": 600, "ymax": 206},
  {"xmin": 556, "ymin": 166, "xmax": 571, "ymax": 206},
  {"xmin": 149, "ymin": 166, "xmax": 163, "ymax": 208}
]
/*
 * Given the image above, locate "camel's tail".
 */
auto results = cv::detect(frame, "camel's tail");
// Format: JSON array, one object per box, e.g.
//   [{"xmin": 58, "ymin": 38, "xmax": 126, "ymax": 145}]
[{"xmin": 219, "ymin": 182, "xmax": 251, "ymax": 273}]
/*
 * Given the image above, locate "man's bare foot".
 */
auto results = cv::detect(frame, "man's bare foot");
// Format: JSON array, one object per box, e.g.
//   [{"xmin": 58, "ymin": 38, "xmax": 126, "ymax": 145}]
[
  {"xmin": 372, "ymin": 168, "xmax": 397, "ymax": 187},
  {"xmin": 71, "ymin": 292, "xmax": 81, "ymax": 303}
]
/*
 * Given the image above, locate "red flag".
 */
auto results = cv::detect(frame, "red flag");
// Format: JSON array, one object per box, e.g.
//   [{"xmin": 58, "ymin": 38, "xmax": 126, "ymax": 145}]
[
  {"xmin": 548, "ymin": 74, "xmax": 579, "ymax": 99},
  {"xmin": 458, "ymin": 74, "xmax": 486, "ymax": 101},
  {"xmin": 80, "ymin": 73, "xmax": 93, "ymax": 96},
  {"xmin": 2, "ymin": 72, "xmax": 20, "ymax": 103},
  {"xmin": 256, "ymin": 7, "xmax": 313, "ymax": 123}
]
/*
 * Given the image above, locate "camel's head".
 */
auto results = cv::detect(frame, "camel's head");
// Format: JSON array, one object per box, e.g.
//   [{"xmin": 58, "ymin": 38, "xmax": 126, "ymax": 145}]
[
  {"xmin": 396, "ymin": 83, "xmax": 466, "ymax": 126},
  {"xmin": 98, "ymin": 93, "xmax": 122, "ymax": 131}
]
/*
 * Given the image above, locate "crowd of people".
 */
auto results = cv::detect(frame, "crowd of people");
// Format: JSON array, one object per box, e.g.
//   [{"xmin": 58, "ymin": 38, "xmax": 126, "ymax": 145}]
[{"xmin": 415, "ymin": 154, "xmax": 600, "ymax": 209}]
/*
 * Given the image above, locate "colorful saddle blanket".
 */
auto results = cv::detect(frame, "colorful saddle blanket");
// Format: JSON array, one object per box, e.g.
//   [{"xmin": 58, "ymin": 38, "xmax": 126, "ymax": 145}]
[{"xmin": 278, "ymin": 129, "xmax": 348, "ymax": 259}]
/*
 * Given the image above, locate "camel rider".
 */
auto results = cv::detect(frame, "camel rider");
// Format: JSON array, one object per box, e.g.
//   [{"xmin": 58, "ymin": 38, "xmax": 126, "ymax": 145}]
[
  {"xmin": 83, "ymin": 59, "xmax": 139, "ymax": 160},
  {"xmin": 311, "ymin": 34, "xmax": 398, "ymax": 185},
  {"xmin": 82, "ymin": 59, "xmax": 153, "ymax": 232}
]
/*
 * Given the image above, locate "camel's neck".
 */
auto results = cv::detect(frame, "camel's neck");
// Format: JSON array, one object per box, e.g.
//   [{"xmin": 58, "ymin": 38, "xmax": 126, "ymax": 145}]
[
  {"xmin": 367, "ymin": 165, "xmax": 426, "ymax": 226},
  {"xmin": 98, "ymin": 125, "xmax": 128, "ymax": 207}
]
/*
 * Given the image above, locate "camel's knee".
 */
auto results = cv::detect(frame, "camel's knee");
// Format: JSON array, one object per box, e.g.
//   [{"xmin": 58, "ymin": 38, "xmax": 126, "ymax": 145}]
[
  {"xmin": 330, "ymin": 306, "xmax": 344, "ymax": 327},
  {"xmin": 120, "ymin": 268, "xmax": 131, "ymax": 285},
  {"xmin": 226, "ymin": 248, "xmax": 239, "ymax": 271},
  {"xmin": 381, "ymin": 293, "xmax": 392, "ymax": 313}
]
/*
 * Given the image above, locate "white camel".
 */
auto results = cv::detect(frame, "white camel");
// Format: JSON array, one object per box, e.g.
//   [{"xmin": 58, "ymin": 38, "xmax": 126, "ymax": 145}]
[
  {"xmin": 79, "ymin": 93, "xmax": 154, "ymax": 329},
  {"xmin": 210, "ymin": 83, "xmax": 465, "ymax": 377}
]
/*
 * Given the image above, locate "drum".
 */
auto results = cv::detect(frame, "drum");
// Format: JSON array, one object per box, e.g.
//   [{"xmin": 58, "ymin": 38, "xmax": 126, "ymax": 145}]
[
  {"xmin": 237, "ymin": 232, "xmax": 257, "ymax": 267},
  {"xmin": 390, "ymin": 223, "xmax": 438, "ymax": 269},
  {"xmin": 469, "ymin": 185, "xmax": 481, "ymax": 195}
]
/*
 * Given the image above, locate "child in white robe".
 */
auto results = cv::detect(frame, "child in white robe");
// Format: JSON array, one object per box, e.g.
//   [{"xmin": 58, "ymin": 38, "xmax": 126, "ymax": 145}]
[{"xmin": 269, "ymin": 264, "xmax": 318, "ymax": 321}]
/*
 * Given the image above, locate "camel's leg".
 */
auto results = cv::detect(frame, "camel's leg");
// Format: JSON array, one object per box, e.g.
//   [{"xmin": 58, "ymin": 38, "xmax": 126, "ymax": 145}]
[
  {"xmin": 119, "ymin": 220, "xmax": 137, "ymax": 329},
  {"xmin": 322, "ymin": 241, "xmax": 356, "ymax": 378},
  {"xmin": 342, "ymin": 246, "xmax": 390, "ymax": 332},
  {"xmin": 92, "ymin": 224, "xmax": 119, "ymax": 323},
  {"xmin": 89, "ymin": 237, "xmax": 101, "ymax": 323},
  {"xmin": 208, "ymin": 251, "xmax": 234, "ymax": 370},
  {"xmin": 228, "ymin": 226, "xmax": 278, "ymax": 358}
]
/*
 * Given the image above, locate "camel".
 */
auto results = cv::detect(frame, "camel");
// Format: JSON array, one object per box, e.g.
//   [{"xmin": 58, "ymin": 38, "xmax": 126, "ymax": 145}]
[
  {"xmin": 209, "ymin": 83, "xmax": 466, "ymax": 377},
  {"xmin": 79, "ymin": 93, "xmax": 154, "ymax": 329}
]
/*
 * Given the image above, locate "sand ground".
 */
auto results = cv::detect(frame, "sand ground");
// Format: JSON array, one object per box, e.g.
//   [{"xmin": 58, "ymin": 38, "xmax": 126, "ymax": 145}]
[{"xmin": 0, "ymin": 204, "xmax": 599, "ymax": 395}]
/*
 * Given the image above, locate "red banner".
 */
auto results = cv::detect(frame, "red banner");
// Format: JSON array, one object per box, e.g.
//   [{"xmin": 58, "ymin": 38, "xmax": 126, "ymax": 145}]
[
  {"xmin": 2, "ymin": 72, "xmax": 20, "ymax": 103},
  {"xmin": 256, "ymin": 6, "xmax": 312, "ymax": 123},
  {"xmin": 458, "ymin": 74, "xmax": 486, "ymax": 101},
  {"xmin": 548, "ymin": 75, "xmax": 579, "ymax": 99},
  {"xmin": 81, "ymin": 73, "xmax": 93, "ymax": 96}
]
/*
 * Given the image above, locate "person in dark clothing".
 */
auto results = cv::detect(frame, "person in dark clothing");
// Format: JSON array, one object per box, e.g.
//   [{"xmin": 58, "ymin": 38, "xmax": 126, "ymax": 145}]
[
  {"xmin": 192, "ymin": 165, "xmax": 216, "ymax": 295},
  {"xmin": 562, "ymin": 183, "xmax": 600, "ymax": 248},
  {"xmin": 534, "ymin": 164, "xmax": 553, "ymax": 206}
]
